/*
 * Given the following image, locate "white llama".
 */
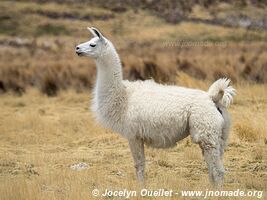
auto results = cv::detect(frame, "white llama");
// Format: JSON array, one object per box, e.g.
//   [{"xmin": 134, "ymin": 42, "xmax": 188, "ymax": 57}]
[{"xmin": 75, "ymin": 27, "xmax": 235, "ymax": 186}]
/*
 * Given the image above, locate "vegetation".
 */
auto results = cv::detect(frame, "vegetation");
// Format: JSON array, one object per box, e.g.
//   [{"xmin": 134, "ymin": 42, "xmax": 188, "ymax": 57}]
[
  {"xmin": 0, "ymin": 1, "xmax": 266, "ymax": 199},
  {"xmin": 0, "ymin": 77, "xmax": 266, "ymax": 199},
  {"xmin": 0, "ymin": 1, "xmax": 267, "ymax": 95}
]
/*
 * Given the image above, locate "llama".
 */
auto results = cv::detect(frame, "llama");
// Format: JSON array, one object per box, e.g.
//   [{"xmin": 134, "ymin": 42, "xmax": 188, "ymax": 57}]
[{"xmin": 75, "ymin": 27, "xmax": 235, "ymax": 187}]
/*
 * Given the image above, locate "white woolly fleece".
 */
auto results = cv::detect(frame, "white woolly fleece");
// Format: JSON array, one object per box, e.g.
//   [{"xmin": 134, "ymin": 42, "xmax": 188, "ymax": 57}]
[{"xmin": 77, "ymin": 27, "xmax": 236, "ymax": 186}]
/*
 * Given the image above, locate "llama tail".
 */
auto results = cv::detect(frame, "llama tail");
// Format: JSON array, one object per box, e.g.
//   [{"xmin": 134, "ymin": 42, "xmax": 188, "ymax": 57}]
[{"xmin": 208, "ymin": 78, "xmax": 236, "ymax": 108}]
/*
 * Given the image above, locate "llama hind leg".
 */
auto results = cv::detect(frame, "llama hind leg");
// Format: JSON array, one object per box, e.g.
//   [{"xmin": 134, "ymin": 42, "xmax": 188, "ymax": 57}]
[
  {"xmin": 191, "ymin": 129, "xmax": 225, "ymax": 186},
  {"xmin": 190, "ymin": 124, "xmax": 224, "ymax": 186},
  {"xmin": 128, "ymin": 137, "xmax": 145, "ymax": 183},
  {"xmin": 218, "ymin": 122, "xmax": 230, "ymax": 174},
  {"xmin": 189, "ymin": 108, "xmax": 225, "ymax": 186},
  {"xmin": 200, "ymin": 141, "xmax": 225, "ymax": 187},
  {"xmin": 220, "ymin": 109, "xmax": 231, "ymax": 161}
]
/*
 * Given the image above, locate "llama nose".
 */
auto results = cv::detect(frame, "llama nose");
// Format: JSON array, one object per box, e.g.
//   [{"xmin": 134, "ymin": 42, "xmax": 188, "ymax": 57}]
[{"xmin": 76, "ymin": 46, "xmax": 80, "ymax": 50}]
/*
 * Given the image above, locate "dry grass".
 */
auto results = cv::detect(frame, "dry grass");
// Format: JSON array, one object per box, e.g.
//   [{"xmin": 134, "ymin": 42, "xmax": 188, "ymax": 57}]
[
  {"xmin": 0, "ymin": 1, "xmax": 267, "ymax": 199},
  {"xmin": 1, "ymin": 35, "xmax": 267, "ymax": 95},
  {"xmin": 0, "ymin": 76, "xmax": 266, "ymax": 200}
]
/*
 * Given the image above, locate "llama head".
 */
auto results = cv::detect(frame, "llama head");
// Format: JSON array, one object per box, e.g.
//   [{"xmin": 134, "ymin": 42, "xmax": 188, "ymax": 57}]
[{"xmin": 76, "ymin": 27, "xmax": 110, "ymax": 59}]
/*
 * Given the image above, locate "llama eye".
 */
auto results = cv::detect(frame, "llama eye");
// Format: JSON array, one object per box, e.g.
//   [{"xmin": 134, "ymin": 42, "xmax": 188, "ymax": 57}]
[{"xmin": 90, "ymin": 44, "xmax": 96, "ymax": 47}]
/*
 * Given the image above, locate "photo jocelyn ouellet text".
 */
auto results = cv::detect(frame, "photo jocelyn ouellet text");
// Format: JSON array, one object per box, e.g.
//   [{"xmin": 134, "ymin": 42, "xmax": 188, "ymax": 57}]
[{"xmin": 91, "ymin": 188, "xmax": 264, "ymax": 199}]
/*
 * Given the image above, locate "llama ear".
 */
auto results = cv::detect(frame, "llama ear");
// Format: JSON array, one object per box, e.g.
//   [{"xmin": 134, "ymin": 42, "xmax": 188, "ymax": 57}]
[
  {"xmin": 87, "ymin": 27, "xmax": 104, "ymax": 40},
  {"xmin": 87, "ymin": 27, "xmax": 97, "ymax": 37}
]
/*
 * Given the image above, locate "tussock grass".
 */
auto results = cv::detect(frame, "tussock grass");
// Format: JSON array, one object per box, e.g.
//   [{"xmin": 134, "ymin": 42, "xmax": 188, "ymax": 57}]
[
  {"xmin": 1, "ymin": 35, "xmax": 267, "ymax": 95},
  {"xmin": 234, "ymin": 123, "xmax": 259, "ymax": 142}
]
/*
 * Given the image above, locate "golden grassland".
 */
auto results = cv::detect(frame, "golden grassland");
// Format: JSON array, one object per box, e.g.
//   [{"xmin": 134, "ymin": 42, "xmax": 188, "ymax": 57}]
[{"xmin": 0, "ymin": 75, "xmax": 266, "ymax": 200}]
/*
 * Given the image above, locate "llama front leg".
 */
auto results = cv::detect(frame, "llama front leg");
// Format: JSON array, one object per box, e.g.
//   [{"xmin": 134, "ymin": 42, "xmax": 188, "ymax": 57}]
[{"xmin": 128, "ymin": 137, "xmax": 145, "ymax": 183}]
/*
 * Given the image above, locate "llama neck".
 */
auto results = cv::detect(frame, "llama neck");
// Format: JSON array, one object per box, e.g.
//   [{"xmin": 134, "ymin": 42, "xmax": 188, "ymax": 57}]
[
  {"xmin": 93, "ymin": 46, "xmax": 127, "ymax": 130},
  {"xmin": 95, "ymin": 47, "xmax": 124, "ymax": 95}
]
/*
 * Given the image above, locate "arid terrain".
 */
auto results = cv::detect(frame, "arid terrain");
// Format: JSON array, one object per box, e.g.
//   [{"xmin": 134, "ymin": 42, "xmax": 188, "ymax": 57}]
[
  {"xmin": 0, "ymin": 0, "xmax": 266, "ymax": 199},
  {"xmin": 0, "ymin": 78, "xmax": 266, "ymax": 200}
]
